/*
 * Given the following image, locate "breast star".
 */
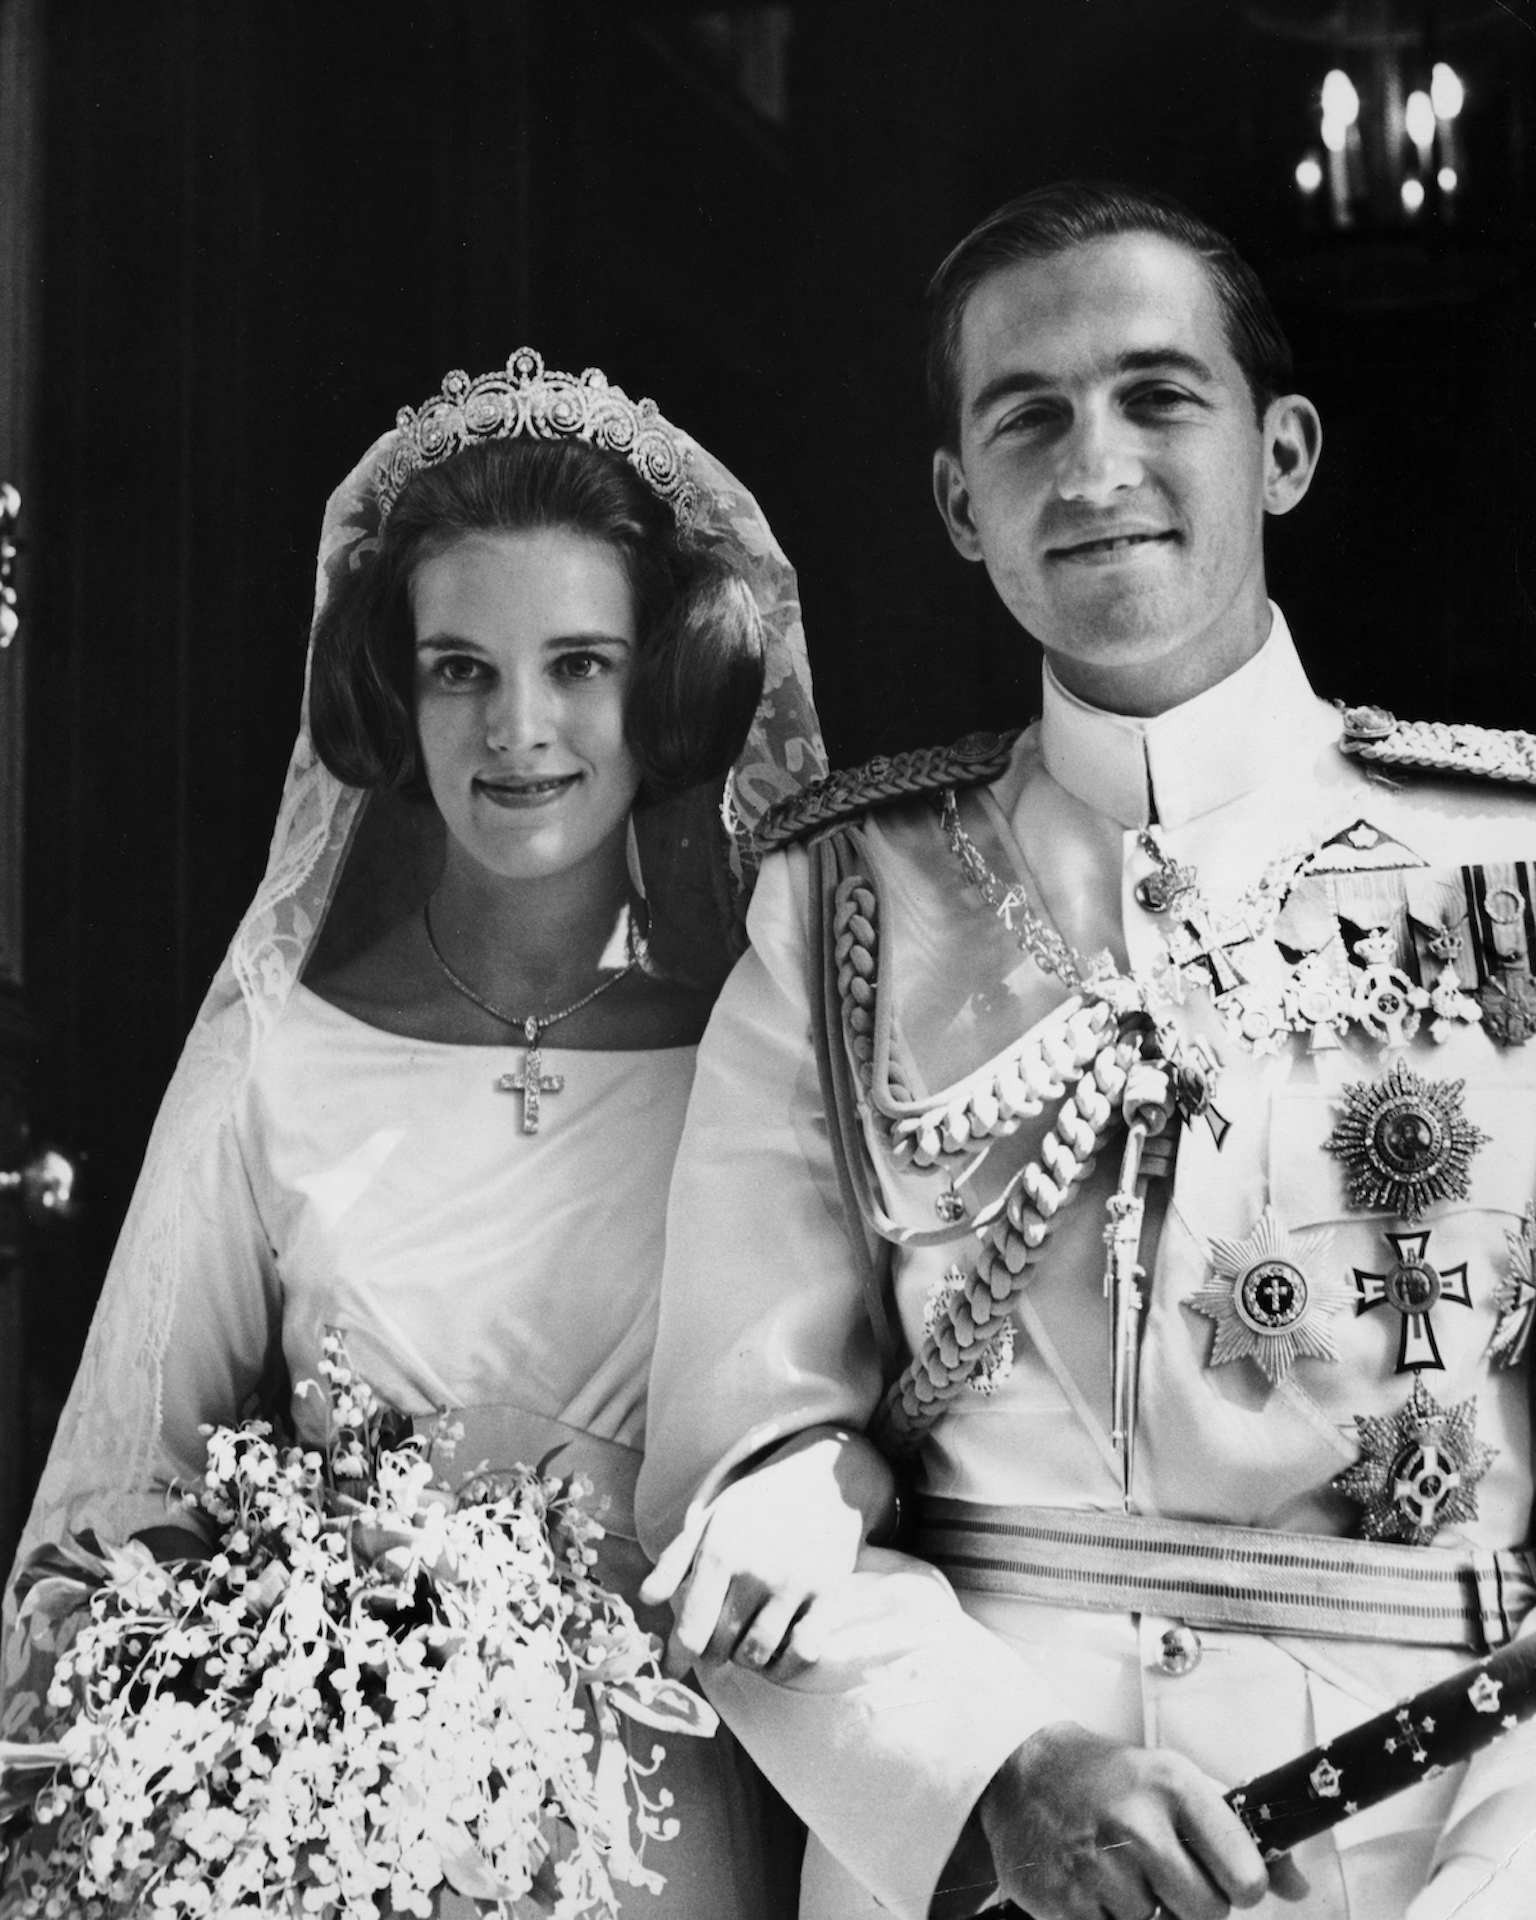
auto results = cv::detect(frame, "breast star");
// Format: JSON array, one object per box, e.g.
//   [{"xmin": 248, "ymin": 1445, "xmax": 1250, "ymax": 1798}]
[
  {"xmin": 1191, "ymin": 1206, "xmax": 1347, "ymax": 1385},
  {"xmin": 1332, "ymin": 1376, "xmax": 1497, "ymax": 1546},
  {"xmin": 1325, "ymin": 1059, "xmax": 1489, "ymax": 1221}
]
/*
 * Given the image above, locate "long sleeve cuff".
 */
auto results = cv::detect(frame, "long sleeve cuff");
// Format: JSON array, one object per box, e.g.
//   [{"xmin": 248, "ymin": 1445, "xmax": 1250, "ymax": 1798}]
[{"xmin": 698, "ymin": 1545, "xmax": 1078, "ymax": 1920}]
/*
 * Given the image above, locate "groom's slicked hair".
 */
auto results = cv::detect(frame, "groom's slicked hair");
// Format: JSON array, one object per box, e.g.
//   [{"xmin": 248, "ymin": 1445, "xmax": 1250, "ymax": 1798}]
[{"xmin": 925, "ymin": 180, "xmax": 1294, "ymax": 448}]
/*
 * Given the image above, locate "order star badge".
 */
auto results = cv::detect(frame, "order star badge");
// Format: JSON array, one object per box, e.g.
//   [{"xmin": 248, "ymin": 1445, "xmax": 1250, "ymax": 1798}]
[
  {"xmin": 1332, "ymin": 1376, "xmax": 1497, "ymax": 1546},
  {"xmin": 1192, "ymin": 1207, "xmax": 1347, "ymax": 1384},
  {"xmin": 1325, "ymin": 1059, "xmax": 1490, "ymax": 1221}
]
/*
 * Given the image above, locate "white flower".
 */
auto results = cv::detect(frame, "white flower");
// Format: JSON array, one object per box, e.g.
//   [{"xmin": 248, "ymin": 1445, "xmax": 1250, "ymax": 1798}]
[{"xmin": 6, "ymin": 1336, "xmax": 689, "ymax": 1920}]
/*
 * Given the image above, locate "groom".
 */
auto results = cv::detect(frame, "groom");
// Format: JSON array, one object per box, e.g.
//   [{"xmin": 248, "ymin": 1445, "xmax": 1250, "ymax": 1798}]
[{"xmin": 639, "ymin": 183, "xmax": 1536, "ymax": 1920}]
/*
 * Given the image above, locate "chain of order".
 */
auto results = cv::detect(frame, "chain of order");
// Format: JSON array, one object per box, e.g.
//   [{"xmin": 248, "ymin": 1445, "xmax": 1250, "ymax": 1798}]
[{"xmin": 939, "ymin": 788, "xmax": 1091, "ymax": 991}]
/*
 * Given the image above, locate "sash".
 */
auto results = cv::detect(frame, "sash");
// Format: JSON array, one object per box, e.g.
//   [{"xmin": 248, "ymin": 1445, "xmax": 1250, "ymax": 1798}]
[{"xmin": 916, "ymin": 1496, "xmax": 1536, "ymax": 1653}]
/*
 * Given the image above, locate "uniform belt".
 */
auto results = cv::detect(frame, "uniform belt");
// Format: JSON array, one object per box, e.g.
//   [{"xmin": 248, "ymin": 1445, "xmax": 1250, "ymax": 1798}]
[{"xmin": 915, "ymin": 1496, "xmax": 1536, "ymax": 1652}]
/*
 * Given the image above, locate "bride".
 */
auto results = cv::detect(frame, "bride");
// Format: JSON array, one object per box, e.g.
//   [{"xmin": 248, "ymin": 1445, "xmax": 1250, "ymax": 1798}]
[{"xmin": 2, "ymin": 352, "xmax": 891, "ymax": 1915}]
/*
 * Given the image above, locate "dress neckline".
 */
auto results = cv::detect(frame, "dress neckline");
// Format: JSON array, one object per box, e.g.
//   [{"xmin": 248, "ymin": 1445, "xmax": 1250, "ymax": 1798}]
[{"xmin": 289, "ymin": 982, "xmax": 700, "ymax": 1058}]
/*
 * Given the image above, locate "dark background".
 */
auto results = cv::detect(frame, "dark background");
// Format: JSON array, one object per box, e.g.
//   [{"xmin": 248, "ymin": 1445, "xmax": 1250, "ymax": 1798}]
[{"xmin": 6, "ymin": 0, "xmax": 1536, "ymax": 1570}]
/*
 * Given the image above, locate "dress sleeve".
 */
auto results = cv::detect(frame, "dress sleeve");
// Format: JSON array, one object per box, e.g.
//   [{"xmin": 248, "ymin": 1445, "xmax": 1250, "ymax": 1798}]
[
  {"xmin": 638, "ymin": 845, "xmax": 885, "ymax": 1532},
  {"xmin": 3, "ymin": 1011, "xmax": 285, "ymax": 1737},
  {"xmin": 147, "ymin": 1092, "xmax": 287, "ymax": 1515},
  {"xmin": 636, "ymin": 849, "xmax": 1079, "ymax": 1920}
]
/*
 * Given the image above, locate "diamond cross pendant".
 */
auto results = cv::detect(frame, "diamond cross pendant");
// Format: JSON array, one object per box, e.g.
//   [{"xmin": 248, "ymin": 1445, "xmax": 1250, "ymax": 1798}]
[{"xmin": 495, "ymin": 1017, "xmax": 565, "ymax": 1134}]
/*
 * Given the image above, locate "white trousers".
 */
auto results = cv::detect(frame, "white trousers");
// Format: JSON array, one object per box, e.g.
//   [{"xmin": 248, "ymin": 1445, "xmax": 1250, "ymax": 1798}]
[{"xmin": 798, "ymin": 1592, "xmax": 1463, "ymax": 1920}]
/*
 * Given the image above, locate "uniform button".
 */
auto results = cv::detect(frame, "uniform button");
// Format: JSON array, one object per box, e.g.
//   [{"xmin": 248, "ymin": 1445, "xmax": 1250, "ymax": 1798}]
[{"xmin": 1157, "ymin": 1625, "xmax": 1202, "ymax": 1676}]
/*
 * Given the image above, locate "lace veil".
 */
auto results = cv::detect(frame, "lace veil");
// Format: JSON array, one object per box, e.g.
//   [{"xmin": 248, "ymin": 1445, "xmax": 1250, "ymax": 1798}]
[{"xmin": 6, "ymin": 359, "xmax": 825, "ymax": 1592}]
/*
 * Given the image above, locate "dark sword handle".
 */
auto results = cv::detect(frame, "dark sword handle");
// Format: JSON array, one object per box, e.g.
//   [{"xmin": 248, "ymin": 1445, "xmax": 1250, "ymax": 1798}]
[{"xmin": 1226, "ymin": 1635, "xmax": 1536, "ymax": 1858}]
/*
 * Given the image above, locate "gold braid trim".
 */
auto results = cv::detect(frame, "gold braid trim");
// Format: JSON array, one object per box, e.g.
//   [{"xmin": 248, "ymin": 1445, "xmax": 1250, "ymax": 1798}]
[
  {"xmin": 754, "ymin": 730, "xmax": 1021, "ymax": 854},
  {"xmin": 832, "ymin": 878, "xmax": 920, "ymax": 1159},
  {"xmin": 1339, "ymin": 704, "xmax": 1536, "ymax": 787},
  {"xmin": 832, "ymin": 871, "xmax": 1105, "ymax": 1171},
  {"xmin": 873, "ymin": 1014, "xmax": 1139, "ymax": 1458},
  {"xmin": 822, "ymin": 826, "xmax": 1146, "ymax": 1453}
]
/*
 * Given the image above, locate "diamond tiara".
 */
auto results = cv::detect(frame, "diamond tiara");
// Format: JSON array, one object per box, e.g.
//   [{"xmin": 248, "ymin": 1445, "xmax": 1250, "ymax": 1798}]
[{"xmin": 374, "ymin": 347, "xmax": 698, "ymax": 530}]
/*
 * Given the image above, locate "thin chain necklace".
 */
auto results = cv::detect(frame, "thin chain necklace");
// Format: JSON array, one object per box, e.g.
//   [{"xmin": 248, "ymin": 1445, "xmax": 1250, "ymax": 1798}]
[{"xmin": 421, "ymin": 901, "xmax": 640, "ymax": 1135}]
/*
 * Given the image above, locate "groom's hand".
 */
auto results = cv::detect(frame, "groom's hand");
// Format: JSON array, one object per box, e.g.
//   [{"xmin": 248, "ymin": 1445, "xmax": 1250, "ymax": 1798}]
[{"xmin": 978, "ymin": 1723, "xmax": 1305, "ymax": 1920}]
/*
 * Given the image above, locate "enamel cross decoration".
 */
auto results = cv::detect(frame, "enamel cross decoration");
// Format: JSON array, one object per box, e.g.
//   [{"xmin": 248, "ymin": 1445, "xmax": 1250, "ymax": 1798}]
[{"xmin": 1352, "ymin": 1229, "xmax": 1473, "ymax": 1374}]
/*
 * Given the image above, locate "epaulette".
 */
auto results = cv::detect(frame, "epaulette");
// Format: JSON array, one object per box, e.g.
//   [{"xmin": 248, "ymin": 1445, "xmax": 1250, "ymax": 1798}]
[
  {"xmin": 753, "ymin": 729, "xmax": 1021, "ymax": 854},
  {"xmin": 1339, "ymin": 705, "xmax": 1536, "ymax": 788}
]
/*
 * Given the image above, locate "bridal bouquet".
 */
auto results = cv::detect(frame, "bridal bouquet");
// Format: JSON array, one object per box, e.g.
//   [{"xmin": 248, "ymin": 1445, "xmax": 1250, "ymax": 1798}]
[{"xmin": 0, "ymin": 1337, "xmax": 713, "ymax": 1919}]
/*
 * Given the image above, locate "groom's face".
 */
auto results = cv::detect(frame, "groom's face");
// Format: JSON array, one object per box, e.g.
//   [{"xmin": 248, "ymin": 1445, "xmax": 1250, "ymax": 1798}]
[{"xmin": 933, "ymin": 232, "xmax": 1275, "ymax": 691}]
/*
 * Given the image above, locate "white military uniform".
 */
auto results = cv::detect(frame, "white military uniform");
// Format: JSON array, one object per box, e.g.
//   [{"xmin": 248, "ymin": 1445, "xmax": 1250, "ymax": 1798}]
[{"xmin": 636, "ymin": 612, "xmax": 1536, "ymax": 1920}]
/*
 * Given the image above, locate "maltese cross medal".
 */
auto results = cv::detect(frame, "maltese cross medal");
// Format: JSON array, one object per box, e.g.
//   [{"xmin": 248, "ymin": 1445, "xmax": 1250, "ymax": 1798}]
[
  {"xmin": 1325, "ymin": 1060, "xmax": 1489, "ymax": 1221},
  {"xmin": 1192, "ymin": 1207, "xmax": 1348, "ymax": 1385},
  {"xmin": 1332, "ymin": 1377, "xmax": 1497, "ymax": 1545}
]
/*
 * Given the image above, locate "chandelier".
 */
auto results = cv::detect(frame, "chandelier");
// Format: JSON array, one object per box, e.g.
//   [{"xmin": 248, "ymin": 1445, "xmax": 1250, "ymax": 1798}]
[
  {"xmin": 1248, "ymin": 2, "xmax": 1524, "ymax": 265},
  {"xmin": 1296, "ymin": 57, "xmax": 1465, "ymax": 228}
]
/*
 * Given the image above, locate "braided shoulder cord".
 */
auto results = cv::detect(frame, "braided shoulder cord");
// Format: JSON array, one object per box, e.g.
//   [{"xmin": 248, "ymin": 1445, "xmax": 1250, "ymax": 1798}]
[
  {"xmin": 1339, "ymin": 704, "xmax": 1536, "ymax": 787},
  {"xmin": 873, "ymin": 1016, "xmax": 1140, "ymax": 1457},
  {"xmin": 832, "ymin": 872, "xmax": 1110, "ymax": 1170},
  {"xmin": 832, "ymin": 878, "xmax": 920, "ymax": 1155},
  {"xmin": 754, "ymin": 731, "xmax": 1021, "ymax": 854}
]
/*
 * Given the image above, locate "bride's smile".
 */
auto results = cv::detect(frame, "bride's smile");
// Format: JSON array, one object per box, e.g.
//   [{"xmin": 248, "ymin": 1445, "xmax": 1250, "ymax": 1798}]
[{"xmin": 412, "ymin": 524, "xmax": 642, "ymax": 883}]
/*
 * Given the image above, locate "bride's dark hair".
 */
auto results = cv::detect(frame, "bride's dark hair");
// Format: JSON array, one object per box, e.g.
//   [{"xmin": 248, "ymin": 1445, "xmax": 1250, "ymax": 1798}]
[{"xmin": 310, "ymin": 437, "xmax": 765, "ymax": 800}]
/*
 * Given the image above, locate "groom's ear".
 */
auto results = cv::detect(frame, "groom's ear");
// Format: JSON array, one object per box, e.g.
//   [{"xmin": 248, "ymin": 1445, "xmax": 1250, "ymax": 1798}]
[{"xmin": 933, "ymin": 447, "xmax": 985, "ymax": 563}]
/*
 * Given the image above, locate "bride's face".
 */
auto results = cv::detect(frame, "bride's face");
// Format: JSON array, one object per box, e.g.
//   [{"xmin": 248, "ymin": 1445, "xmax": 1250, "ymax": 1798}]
[{"xmin": 411, "ymin": 527, "xmax": 642, "ymax": 883}]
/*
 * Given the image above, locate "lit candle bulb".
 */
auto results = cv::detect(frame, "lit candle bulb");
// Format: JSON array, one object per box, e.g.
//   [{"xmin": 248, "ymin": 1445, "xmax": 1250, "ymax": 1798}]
[
  {"xmin": 1431, "ymin": 61, "xmax": 1464, "ymax": 218},
  {"xmin": 1320, "ymin": 69, "xmax": 1360, "ymax": 228},
  {"xmin": 1405, "ymin": 89, "xmax": 1435, "ymax": 167},
  {"xmin": 1430, "ymin": 61, "xmax": 1464, "ymax": 122}
]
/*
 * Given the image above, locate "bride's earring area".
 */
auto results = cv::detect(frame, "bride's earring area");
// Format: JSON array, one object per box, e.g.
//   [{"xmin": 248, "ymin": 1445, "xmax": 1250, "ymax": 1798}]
[
  {"xmin": 625, "ymin": 813, "xmax": 647, "ymax": 902},
  {"xmin": 626, "ymin": 817, "xmax": 661, "ymax": 977}
]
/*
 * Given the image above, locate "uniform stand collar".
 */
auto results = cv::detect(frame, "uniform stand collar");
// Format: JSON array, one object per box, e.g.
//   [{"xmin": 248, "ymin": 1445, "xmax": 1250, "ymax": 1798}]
[{"xmin": 1038, "ymin": 606, "xmax": 1321, "ymax": 830}]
